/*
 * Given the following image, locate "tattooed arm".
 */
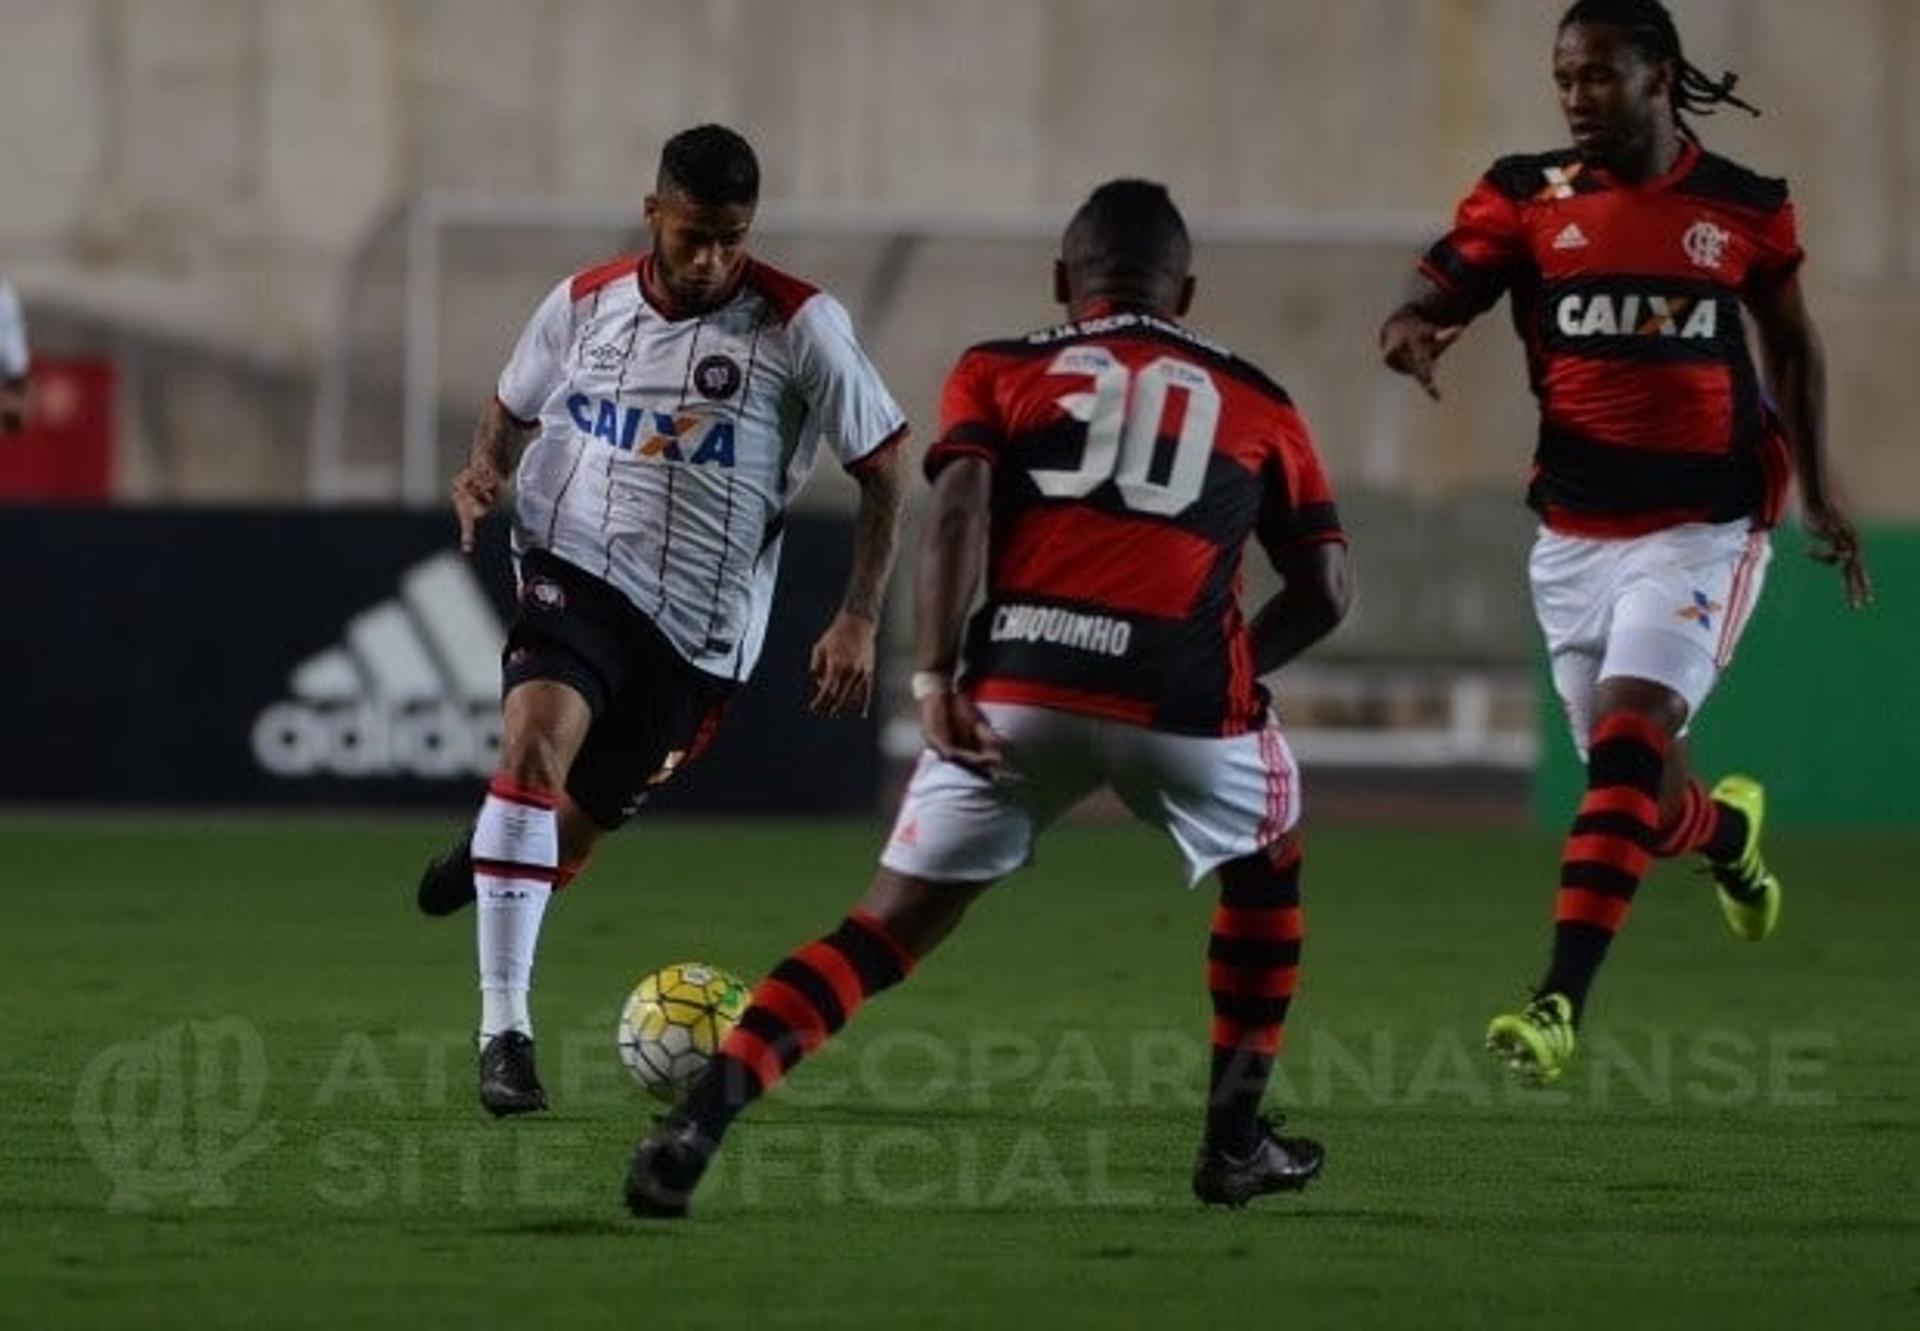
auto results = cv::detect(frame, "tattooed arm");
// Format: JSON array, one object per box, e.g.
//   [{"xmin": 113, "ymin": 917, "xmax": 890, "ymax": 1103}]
[
  {"xmin": 808, "ymin": 434, "xmax": 910, "ymax": 718},
  {"xmin": 452, "ymin": 398, "xmax": 539, "ymax": 554}
]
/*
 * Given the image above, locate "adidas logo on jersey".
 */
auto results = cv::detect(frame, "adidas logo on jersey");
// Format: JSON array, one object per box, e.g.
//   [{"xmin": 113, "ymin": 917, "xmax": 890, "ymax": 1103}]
[
  {"xmin": 1555, "ymin": 292, "xmax": 1720, "ymax": 340},
  {"xmin": 250, "ymin": 552, "xmax": 504, "ymax": 779},
  {"xmin": 1552, "ymin": 223, "xmax": 1590, "ymax": 250}
]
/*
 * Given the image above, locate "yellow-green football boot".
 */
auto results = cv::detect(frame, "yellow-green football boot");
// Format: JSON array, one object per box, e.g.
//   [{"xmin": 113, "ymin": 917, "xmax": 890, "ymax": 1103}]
[
  {"xmin": 1486, "ymin": 992, "xmax": 1577, "ymax": 1087},
  {"xmin": 1706, "ymin": 775, "xmax": 1781, "ymax": 941}
]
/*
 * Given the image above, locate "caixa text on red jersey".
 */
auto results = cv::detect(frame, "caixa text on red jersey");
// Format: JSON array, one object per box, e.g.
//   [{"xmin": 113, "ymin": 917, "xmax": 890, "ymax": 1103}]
[{"xmin": 1554, "ymin": 291, "xmax": 1724, "ymax": 340}]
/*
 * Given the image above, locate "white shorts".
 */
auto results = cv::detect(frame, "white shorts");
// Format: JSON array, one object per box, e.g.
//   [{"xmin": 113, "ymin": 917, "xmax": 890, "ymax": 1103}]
[
  {"xmin": 1530, "ymin": 519, "xmax": 1771, "ymax": 757},
  {"xmin": 879, "ymin": 703, "xmax": 1301, "ymax": 888}
]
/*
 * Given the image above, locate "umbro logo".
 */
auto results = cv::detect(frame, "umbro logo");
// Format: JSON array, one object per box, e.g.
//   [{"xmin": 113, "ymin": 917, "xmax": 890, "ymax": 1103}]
[
  {"xmin": 252, "ymin": 552, "xmax": 505, "ymax": 780},
  {"xmin": 582, "ymin": 341, "xmax": 625, "ymax": 373},
  {"xmin": 1552, "ymin": 223, "xmax": 1591, "ymax": 251}
]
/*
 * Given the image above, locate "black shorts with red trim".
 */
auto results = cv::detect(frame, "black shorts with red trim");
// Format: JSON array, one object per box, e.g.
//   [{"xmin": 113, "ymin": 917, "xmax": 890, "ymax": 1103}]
[{"xmin": 503, "ymin": 549, "xmax": 733, "ymax": 829}]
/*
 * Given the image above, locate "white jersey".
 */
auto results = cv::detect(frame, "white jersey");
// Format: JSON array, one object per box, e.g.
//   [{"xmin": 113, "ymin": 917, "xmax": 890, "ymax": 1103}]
[
  {"xmin": 495, "ymin": 254, "xmax": 905, "ymax": 682},
  {"xmin": 0, "ymin": 282, "xmax": 27, "ymax": 380}
]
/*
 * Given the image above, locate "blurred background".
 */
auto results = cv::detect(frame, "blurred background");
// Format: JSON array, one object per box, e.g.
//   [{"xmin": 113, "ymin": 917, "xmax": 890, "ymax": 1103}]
[{"xmin": 1, "ymin": 0, "xmax": 1911, "ymax": 823}]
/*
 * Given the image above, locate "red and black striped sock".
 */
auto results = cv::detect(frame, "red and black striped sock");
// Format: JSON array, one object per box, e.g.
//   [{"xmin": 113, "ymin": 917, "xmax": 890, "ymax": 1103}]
[
  {"xmin": 1652, "ymin": 778, "xmax": 1748, "ymax": 864},
  {"xmin": 1205, "ymin": 840, "xmax": 1303, "ymax": 1156},
  {"xmin": 681, "ymin": 910, "xmax": 916, "ymax": 1142},
  {"xmin": 1541, "ymin": 713, "xmax": 1670, "ymax": 1018}
]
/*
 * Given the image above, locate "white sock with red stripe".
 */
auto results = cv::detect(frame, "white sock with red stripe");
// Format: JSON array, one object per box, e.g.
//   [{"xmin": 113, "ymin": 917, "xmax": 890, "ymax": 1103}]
[{"xmin": 473, "ymin": 777, "xmax": 560, "ymax": 1046}]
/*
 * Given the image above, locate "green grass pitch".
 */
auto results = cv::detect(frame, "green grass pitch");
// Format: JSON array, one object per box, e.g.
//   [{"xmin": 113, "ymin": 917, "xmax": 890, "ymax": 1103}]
[{"xmin": 7, "ymin": 814, "xmax": 1917, "ymax": 1328}]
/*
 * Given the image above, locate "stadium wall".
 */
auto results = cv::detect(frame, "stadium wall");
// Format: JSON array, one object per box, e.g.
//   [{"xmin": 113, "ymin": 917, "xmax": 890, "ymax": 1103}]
[{"xmin": 0, "ymin": 0, "xmax": 1915, "ymax": 512}]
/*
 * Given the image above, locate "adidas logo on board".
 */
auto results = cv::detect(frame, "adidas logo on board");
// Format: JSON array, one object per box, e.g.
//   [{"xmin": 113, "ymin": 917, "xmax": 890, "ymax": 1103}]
[{"xmin": 251, "ymin": 552, "xmax": 504, "ymax": 779}]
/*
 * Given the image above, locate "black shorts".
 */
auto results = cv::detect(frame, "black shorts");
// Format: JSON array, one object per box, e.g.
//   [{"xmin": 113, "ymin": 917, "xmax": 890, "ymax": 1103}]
[{"xmin": 502, "ymin": 549, "xmax": 733, "ymax": 829}]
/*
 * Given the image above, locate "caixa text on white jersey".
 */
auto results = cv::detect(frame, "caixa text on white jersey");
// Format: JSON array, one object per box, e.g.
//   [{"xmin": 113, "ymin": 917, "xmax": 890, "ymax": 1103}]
[{"xmin": 565, "ymin": 393, "xmax": 737, "ymax": 466}]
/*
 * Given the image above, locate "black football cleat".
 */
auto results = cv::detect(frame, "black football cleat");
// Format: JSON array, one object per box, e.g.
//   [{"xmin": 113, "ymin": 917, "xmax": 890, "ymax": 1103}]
[
  {"xmin": 624, "ymin": 1115, "xmax": 716, "ymax": 1220},
  {"xmin": 478, "ymin": 1031, "xmax": 548, "ymax": 1117},
  {"xmin": 416, "ymin": 830, "xmax": 475, "ymax": 916},
  {"xmin": 1192, "ymin": 1116, "xmax": 1324, "ymax": 1207}
]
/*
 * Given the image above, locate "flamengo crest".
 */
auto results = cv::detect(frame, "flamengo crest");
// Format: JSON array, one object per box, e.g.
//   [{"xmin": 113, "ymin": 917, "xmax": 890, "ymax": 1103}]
[{"xmin": 1683, "ymin": 220, "xmax": 1731, "ymax": 270}]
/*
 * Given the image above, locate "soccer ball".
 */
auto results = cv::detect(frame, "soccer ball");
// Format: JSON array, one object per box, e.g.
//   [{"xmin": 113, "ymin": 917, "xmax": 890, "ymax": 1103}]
[{"xmin": 616, "ymin": 961, "xmax": 751, "ymax": 1103}]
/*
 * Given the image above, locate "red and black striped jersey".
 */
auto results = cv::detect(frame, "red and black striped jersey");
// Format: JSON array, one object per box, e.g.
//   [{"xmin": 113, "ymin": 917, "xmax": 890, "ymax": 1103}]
[
  {"xmin": 1421, "ymin": 141, "xmax": 1800, "ymax": 537},
  {"xmin": 924, "ymin": 307, "xmax": 1343, "ymax": 737}
]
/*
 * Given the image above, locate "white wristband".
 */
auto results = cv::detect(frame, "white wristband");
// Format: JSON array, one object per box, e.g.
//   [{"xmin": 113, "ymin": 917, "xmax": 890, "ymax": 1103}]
[{"xmin": 909, "ymin": 670, "xmax": 951, "ymax": 701}]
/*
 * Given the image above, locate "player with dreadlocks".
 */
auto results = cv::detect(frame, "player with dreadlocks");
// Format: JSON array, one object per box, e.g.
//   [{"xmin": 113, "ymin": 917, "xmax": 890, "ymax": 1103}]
[
  {"xmin": 1573, "ymin": 0, "xmax": 1762, "ymax": 141},
  {"xmin": 1381, "ymin": 0, "xmax": 1872, "ymax": 1085}
]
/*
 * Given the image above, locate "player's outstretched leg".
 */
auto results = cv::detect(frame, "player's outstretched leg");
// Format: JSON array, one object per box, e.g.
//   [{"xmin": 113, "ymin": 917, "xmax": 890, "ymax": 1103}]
[
  {"xmin": 1191, "ymin": 835, "xmax": 1323, "ymax": 1207},
  {"xmin": 1489, "ymin": 706, "xmax": 1672, "ymax": 1086},
  {"xmin": 625, "ymin": 871, "xmax": 987, "ymax": 1219},
  {"xmin": 1651, "ymin": 773, "xmax": 1780, "ymax": 941},
  {"xmin": 473, "ymin": 776, "xmax": 560, "ymax": 1116},
  {"xmin": 460, "ymin": 678, "xmax": 592, "ymax": 1115}
]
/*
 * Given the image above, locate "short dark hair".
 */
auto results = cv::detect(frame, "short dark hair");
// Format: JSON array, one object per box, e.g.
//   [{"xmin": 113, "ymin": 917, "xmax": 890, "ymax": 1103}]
[
  {"xmin": 1559, "ymin": 0, "xmax": 1759, "ymax": 140},
  {"xmin": 657, "ymin": 125, "xmax": 760, "ymax": 207},
  {"xmin": 1061, "ymin": 179, "xmax": 1191, "ymax": 291}
]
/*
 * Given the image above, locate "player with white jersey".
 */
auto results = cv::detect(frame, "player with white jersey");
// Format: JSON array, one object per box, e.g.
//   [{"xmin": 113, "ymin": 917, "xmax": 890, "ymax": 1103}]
[
  {"xmin": 0, "ymin": 281, "xmax": 28, "ymax": 435},
  {"xmin": 415, "ymin": 126, "xmax": 911, "ymax": 1117},
  {"xmin": 495, "ymin": 236, "xmax": 897, "ymax": 683}
]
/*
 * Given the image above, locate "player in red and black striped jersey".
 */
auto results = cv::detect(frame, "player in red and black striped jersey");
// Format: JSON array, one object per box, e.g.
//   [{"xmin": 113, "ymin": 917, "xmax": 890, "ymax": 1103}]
[
  {"xmin": 628, "ymin": 181, "xmax": 1352, "ymax": 1218},
  {"xmin": 926, "ymin": 277, "xmax": 1343, "ymax": 736},
  {"xmin": 1380, "ymin": 0, "xmax": 1874, "ymax": 1085}
]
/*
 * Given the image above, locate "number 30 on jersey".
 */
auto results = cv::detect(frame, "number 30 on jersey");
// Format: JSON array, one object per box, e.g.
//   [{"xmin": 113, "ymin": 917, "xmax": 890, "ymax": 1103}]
[{"xmin": 1034, "ymin": 348, "xmax": 1220, "ymax": 517}]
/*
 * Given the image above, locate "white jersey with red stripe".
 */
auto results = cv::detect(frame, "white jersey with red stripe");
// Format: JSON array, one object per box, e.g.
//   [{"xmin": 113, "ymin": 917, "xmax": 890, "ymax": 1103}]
[{"xmin": 496, "ymin": 254, "xmax": 906, "ymax": 682}]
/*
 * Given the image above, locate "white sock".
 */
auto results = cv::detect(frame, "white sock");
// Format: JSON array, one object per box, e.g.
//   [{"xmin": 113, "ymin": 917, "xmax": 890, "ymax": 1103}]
[
  {"xmin": 473, "ymin": 779, "xmax": 559, "ymax": 1046},
  {"xmin": 480, "ymin": 985, "xmax": 531, "ymax": 1040}
]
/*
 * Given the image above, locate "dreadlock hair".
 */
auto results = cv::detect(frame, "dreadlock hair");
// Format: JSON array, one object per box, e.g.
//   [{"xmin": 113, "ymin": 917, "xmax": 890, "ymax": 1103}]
[{"xmin": 1559, "ymin": 0, "xmax": 1760, "ymax": 141}]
